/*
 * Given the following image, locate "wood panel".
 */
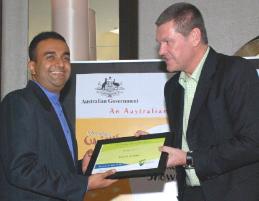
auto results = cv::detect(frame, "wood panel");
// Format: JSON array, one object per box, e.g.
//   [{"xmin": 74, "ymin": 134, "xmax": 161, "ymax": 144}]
[
  {"xmin": 119, "ymin": 0, "xmax": 138, "ymax": 59},
  {"xmin": 0, "ymin": 0, "xmax": 2, "ymax": 96}
]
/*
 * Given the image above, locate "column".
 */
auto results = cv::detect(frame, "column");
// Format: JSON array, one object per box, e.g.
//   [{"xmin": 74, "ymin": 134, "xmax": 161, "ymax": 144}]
[
  {"xmin": 1, "ymin": 0, "xmax": 28, "ymax": 99},
  {"xmin": 51, "ymin": 0, "xmax": 92, "ymax": 61}
]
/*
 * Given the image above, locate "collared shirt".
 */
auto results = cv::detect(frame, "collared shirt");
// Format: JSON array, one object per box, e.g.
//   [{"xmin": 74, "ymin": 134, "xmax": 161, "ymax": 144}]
[
  {"xmin": 33, "ymin": 81, "xmax": 75, "ymax": 162},
  {"xmin": 179, "ymin": 47, "xmax": 210, "ymax": 186}
]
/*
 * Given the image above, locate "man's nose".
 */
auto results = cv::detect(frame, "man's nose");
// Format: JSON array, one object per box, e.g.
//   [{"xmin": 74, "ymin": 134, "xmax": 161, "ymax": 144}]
[
  {"xmin": 56, "ymin": 58, "xmax": 65, "ymax": 67},
  {"xmin": 158, "ymin": 44, "xmax": 166, "ymax": 56}
]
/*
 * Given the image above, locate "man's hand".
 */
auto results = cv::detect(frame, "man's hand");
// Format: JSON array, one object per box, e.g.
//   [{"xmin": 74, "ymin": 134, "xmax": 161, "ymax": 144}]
[
  {"xmin": 135, "ymin": 130, "xmax": 149, "ymax": 137},
  {"xmin": 160, "ymin": 146, "xmax": 187, "ymax": 167},
  {"xmin": 87, "ymin": 170, "xmax": 118, "ymax": 190},
  {"xmin": 82, "ymin": 149, "xmax": 93, "ymax": 174}
]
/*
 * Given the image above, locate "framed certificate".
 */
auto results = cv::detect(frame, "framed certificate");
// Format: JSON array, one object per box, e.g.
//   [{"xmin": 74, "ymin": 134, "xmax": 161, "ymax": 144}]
[{"xmin": 85, "ymin": 132, "xmax": 172, "ymax": 179}]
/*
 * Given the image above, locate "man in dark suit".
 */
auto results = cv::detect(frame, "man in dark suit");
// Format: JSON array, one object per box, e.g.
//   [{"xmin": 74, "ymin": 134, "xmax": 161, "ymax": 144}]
[
  {"xmin": 156, "ymin": 2, "xmax": 259, "ymax": 201},
  {"xmin": 0, "ymin": 31, "xmax": 117, "ymax": 201}
]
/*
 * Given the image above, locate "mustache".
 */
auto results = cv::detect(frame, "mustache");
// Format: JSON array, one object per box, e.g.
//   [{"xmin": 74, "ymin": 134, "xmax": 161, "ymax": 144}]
[{"xmin": 162, "ymin": 55, "xmax": 176, "ymax": 62}]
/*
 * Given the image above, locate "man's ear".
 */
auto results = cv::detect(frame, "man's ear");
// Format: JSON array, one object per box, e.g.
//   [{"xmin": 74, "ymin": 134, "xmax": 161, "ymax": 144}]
[
  {"xmin": 28, "ymin": 61, "xmax": 36, "ymax": 76},
  {"xmin": 190, "ymin": 27, "xmax": 202, "ymax": 47}
]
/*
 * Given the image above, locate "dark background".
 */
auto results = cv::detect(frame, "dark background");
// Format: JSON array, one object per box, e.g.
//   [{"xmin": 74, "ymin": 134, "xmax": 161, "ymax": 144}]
[{"xmin": 0, "ymin": 0, "xmax": 2, "ymax": 96}]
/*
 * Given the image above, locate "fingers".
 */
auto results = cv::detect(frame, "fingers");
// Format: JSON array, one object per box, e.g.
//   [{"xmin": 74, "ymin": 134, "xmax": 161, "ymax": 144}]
[
  {"xmin": 135, "ymin": 130, "xmax": 149, "ymax": 137},
  {"xmin": 87, "ymin": 170, "xmax": 118, "ymax": 190},
  {"xmin": 82, "ymin": 149, "xmax": 93, "ymax": 173},
  {"xmin": 103, "ymin": 169, "xmax": 118, "ymax": 184},
  {"xmin": 103, "ymin": 169, "xmax": 117, "ymax": 178},
  {"xmin": 85, "ymin": 149, "xmax": 93, "ymax": 157},
  {"xmin": 159, "ymin": 146, "xmax": 187, "ymax": 167},
  {"xmin": 159, "ymin": 145, "xmax": 172, "ymax": 153}
]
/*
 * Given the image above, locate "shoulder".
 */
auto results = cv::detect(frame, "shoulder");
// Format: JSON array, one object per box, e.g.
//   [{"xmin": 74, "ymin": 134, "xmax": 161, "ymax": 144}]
[
  {"xmin": 204, "ymin": 49, "xmax": 258, "ymax": 88},
  {"xmin": 209, "ymin": 53, "xmax": 259, "ymax": 103},
  {"xmin": 2, "ymin": 86, "xmax": 32, "ymax": 103},
  {"xmin": 215, "ymin": 52, "xmax": 257, "ymax": 77},
  {"xmin": 0, "ymin": 89, "xmax": 30, "ymax": 122},
  {"xmin": 1, "ymin": 88, "xmax": 26, "ymax": 104},
  {"xmin": 1, "ymin": 83, "xmax": 42, "ymax": 111}
]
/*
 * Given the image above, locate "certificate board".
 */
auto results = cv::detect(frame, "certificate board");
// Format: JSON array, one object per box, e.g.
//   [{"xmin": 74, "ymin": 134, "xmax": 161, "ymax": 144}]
[{"xmin": 86, "ymin": 132, "xmax": 172, "ymax": 179}]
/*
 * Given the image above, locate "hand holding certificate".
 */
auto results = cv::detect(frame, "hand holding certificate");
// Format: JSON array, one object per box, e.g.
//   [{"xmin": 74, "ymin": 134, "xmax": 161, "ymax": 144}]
[{"xmin": 85, "ymin": 132, "xmax": 172, "ymax": 179}]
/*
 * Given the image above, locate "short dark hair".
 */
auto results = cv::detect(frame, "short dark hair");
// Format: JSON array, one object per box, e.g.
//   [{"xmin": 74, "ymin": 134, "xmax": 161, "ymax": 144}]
[
  {"xmin": 29, "ymin": 31, "xmax": 67, "ymax": 61},
  {"xmin": 155, "ymin": 2, "xmax": 208, "ymax": 44}
]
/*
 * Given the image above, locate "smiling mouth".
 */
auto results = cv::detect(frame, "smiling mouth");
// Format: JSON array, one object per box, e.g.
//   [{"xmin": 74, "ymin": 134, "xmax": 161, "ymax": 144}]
[
  {"xmin": 50, "ymin": 71, "xmax": 66, "ymax": 78},
  {"xmin": 51, "ymin": 71, "xmax": 65, "ymax": 74}
]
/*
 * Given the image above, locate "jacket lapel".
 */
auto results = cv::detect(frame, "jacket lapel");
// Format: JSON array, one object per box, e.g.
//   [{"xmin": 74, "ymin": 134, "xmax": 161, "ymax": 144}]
[
  {"xmin": 27, "ymin": 81, "xmax": 76, "ymax": 171},
  {"xmin": 167, "ymin": 74, "xmax": 184, "ymax": 148},
  {"xmin": 187, "ymin": 48, "xmax": 218, "ymax": 135}
]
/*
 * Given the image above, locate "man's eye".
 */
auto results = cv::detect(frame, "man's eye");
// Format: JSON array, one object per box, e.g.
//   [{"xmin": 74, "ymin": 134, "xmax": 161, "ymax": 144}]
[
  {"xmin": 161, "ymin": 40, "xmax": 168, "ymax": 45},
  {"xmin": 165, "ymin": 40, "xmax": 170, "ymax": 45},
  {"xmin": 63, "ymin": 56, "xmax": 70, "ymax": 61},
  {"xmin": 46, "ymin": 55, "xmax": 55, "ymax": 60}
]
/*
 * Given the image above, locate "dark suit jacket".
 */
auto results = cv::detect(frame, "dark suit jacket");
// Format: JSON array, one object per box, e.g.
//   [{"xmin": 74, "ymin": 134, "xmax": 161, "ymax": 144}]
[
  {"xmin": 165, "ymin": 48, "xmax": 259, "ymax": 201},
  {"xmin": 0, "ymin": 81, "xmax": 87, "ymax": 201}
]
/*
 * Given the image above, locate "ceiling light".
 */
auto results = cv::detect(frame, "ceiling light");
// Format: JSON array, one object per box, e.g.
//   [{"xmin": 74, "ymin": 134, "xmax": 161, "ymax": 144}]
[{"xmin": 110, "ymin": 28, "xmax": 119, "ymax": 34}]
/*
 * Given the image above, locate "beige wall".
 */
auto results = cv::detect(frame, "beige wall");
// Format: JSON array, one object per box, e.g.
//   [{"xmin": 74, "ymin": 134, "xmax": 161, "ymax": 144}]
[
  {"xmin": 28, "ymin": 0, "xmax": 119, "ymax": 61},
  {"xmin": 97, "ymin": 32, "xmax": 119, "ymax": 60},
  {"xmin": 1, "ymin": 0, "xmax": 28, "ymax": 98},
  {"xmin": 29, "ymin": 0, "xmax": 51, "ymax": 42},
  {"xmin": 138, "ymin": 0, "xmax": 259, "ymax": 58},
  {"xmin": 2, "ymin": 0, "xmax": 259, "ymax": 97}
]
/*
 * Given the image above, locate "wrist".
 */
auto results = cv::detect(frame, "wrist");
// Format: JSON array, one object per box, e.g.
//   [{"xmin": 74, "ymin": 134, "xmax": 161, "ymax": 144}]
[{"xmin": 185, "ymin": 151, "xmax": 194, "ymax": 168}]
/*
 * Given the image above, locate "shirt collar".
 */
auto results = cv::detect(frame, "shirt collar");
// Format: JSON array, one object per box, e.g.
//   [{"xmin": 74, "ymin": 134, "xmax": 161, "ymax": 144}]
[
  {"xmin": 32, "ymin": 80, "xmax": 60, "ymax": 102},
  {"xmin": 179, "ymin": 47, "xmax": 210, "ymax": 84}
]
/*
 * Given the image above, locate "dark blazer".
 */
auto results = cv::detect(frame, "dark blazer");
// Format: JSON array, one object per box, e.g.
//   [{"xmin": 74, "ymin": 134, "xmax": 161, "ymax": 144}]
[
  {"xmin": 165, "ymin": 48, "xmax": 259, "ymax": 201},
  {"xmin": 0, "ymin": 81, "xmax": 87, "ymax": 201}
]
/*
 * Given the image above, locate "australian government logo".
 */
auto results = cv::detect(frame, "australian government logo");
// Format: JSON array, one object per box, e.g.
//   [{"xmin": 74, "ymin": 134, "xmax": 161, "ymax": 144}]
[
  {"xmin": 96, "ymin": 76, "xmax": 124, "ymax": 98},
  {"xmin": 81, "ymin": 76, "xmax": 139, "ymax": 104}
]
